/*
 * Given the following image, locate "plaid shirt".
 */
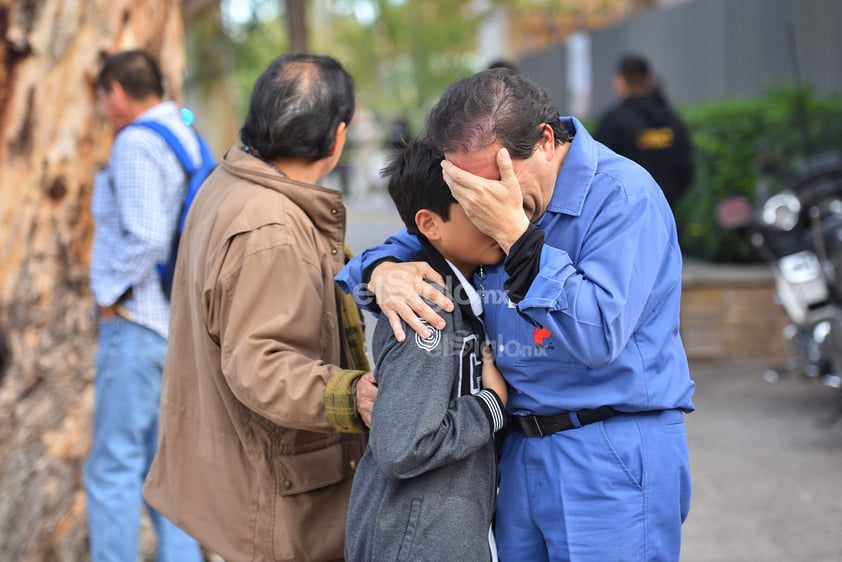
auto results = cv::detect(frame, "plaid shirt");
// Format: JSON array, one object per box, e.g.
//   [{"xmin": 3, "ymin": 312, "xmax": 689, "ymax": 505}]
[{"xmin": 90, "ymin": 102, "xmax": 201, "ymax": 338}]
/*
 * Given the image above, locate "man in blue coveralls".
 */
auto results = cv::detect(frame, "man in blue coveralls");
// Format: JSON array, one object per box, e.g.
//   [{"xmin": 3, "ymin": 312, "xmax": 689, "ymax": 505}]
[{"xmin": 337, "ymin": 68, "xmax": 695, "ymax": 561}]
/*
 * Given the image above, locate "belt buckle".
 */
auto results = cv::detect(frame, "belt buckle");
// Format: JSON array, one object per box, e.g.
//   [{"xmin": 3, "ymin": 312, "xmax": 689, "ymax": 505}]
[{"xmin": 525, "ymin": 415, "xmax": 544, "ymax": 437}]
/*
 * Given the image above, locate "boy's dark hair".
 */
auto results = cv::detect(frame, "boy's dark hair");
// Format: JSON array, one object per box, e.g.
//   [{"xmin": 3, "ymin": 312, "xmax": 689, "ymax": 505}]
[
  {"xmin": 240, "ymin": 53, "xmax": 355, "ymax": 162},
  {"xmin": 96, "ymin": 50, "xmax": 165, "ymax": 100},
  {"xmin": 383, "ymin": 137, "xmax": 455, "ymax": 236},
  {"xmin": 487, "ymin": 58, "xmax": 518, "ymax": 73},
  {"xmin": 427, "ymin": 68, "xmax": 571, "ymax": 160}
]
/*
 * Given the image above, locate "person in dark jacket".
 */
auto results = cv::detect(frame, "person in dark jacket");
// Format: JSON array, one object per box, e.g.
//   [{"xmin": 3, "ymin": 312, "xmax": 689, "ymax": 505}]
[
  {"xmin": 344, "ymin": 137, "xmax": 508, "ymax": 562},
  {"xmin": 595, "ymin": 53, "xmax": 695, "ymax": 207}
]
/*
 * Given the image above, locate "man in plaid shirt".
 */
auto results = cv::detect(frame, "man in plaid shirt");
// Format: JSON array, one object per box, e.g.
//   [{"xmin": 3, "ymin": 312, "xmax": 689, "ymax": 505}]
[{"xmin": 86, "ymin": 50, "xmax": 203, "ymax": 562}]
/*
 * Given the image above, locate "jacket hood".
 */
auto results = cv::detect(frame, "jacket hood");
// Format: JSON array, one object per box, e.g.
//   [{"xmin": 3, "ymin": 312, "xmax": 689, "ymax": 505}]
[
  {"xmin": 622, "ymin": 95, "xmax": 672, "ymax": 128},
  {"xmin": 413, "ymin": 239, "xmax": 480, "ymax": 324}
]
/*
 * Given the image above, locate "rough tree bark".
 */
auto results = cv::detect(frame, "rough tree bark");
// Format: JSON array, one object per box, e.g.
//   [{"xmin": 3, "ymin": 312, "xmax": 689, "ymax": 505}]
[
  {"xmin": 0, "ymin": 1, "xmax": 188, "ymax": 560},
  {"xmin": 285, "ymin": 0, "xmax": 308, "ymax": 53}
]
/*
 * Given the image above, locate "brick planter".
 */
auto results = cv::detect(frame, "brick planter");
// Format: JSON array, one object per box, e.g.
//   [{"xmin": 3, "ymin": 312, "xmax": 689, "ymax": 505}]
[{"xmin": 681, "ymin": 259, "xmax": 790, "ymax": 360}]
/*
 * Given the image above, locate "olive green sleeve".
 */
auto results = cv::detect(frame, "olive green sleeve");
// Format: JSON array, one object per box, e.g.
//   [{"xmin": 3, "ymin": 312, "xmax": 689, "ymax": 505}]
[{"xmin": 325, "ymin": 368, "xmax": 368, "ymax": 433}]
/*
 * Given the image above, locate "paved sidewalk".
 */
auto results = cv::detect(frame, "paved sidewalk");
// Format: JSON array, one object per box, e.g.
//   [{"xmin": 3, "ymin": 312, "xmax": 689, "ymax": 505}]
[{"xmin": 681, "ymin": 359, "xmax": 842, "ymax": 562}]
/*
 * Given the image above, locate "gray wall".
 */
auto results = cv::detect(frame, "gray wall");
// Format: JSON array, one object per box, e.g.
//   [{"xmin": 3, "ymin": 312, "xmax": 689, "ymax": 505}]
[
  {"xmin": 520, "ymin": 0, "xmax": 842, "ymax": 120},
  {"xmin": 518, "ymin": 43, "xmax": 567, "ymax": 112}
]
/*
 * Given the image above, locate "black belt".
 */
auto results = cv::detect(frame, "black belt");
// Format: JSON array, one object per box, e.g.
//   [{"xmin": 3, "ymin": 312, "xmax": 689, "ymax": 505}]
[{"xmin": 510, "ymin": 406, "xmax": 617, "ymax": 437}]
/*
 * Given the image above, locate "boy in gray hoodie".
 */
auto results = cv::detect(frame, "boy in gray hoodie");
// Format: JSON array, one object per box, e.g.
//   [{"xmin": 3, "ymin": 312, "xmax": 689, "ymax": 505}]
[{"xmin": 343, "ymin": 137, "xmax": 508, "ymax": 561}]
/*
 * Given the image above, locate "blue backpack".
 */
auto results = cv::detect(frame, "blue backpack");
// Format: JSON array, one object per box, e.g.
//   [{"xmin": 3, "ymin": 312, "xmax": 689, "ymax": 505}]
[{"xmin": 131, "ymin": 117, "xmax": 216, "ymax": 299}]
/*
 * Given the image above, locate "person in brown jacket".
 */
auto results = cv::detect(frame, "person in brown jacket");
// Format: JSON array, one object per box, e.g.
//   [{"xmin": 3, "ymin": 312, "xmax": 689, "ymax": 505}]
[{"xmin": 143, "ymin": 53, "xmax": 377, "ymax": 562}]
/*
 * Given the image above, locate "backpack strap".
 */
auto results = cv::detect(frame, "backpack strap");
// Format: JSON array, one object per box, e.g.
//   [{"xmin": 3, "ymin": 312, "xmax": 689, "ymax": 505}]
[
  {"xmin": 132, "ymin": 120, "xmax": 213, "ymax": 230},
  {"xmin": 132, "ymin": 120, "xmax": 198, "ymax": 173}
]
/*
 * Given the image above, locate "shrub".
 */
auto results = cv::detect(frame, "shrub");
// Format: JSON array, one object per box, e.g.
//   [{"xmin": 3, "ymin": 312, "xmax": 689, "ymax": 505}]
[{"xmin": 674, "ymin": 86, "xmax": 842, "ymax": 263}]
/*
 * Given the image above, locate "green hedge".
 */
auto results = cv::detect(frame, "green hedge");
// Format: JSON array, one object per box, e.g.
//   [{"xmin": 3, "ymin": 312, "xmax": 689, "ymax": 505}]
[{"xmin": 673, "ymin": 86, "xmax": 842, "ymax": 263}]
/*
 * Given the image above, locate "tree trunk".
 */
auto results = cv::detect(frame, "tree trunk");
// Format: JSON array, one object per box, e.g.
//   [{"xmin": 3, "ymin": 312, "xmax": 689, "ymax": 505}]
[
  {"xmin": 0, "ymin": 1, "xmax": 186, "ymax": 560},
  {"xmin": 285, "ymin": 0, "xmax": 308, "ymax": 53}
]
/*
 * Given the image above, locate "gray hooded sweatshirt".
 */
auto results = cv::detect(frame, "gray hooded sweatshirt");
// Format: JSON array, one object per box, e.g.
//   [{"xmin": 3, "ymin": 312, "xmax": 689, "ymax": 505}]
[{"xmin": 344, "ymin": 244, "xmax": 506, "ymax": 561}]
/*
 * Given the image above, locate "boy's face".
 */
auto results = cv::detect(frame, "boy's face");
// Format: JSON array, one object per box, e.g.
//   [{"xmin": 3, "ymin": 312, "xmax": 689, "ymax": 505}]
[{"xmin": 434, "ymin": 203, "xmax": 505, "ymax": 276}]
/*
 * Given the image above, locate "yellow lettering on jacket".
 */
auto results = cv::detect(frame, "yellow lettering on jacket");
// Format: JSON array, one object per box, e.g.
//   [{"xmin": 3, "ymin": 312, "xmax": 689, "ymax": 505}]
[{"xmin": 637, "ymin": 127, "xmax": 674, "ymax": 150}]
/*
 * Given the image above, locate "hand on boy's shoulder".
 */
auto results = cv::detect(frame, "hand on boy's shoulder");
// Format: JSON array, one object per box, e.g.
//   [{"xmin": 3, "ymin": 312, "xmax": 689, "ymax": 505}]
[{"xmin": 369, "ymin": 262, "xmax": 452, "ymax": 343}]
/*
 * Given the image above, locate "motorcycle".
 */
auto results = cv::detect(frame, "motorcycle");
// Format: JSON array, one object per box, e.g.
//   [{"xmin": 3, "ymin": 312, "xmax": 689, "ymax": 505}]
[{"xmin": 716, "ymin": 150, "xmax": 842, "ymax": 390}]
